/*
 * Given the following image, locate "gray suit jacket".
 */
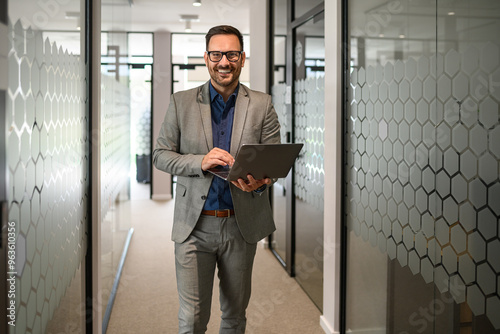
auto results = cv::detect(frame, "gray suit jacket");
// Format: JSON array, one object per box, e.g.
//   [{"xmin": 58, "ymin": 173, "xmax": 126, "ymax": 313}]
[{"xmin": 153, "ymin": 82, "xmax": 281, "ymax": 244}]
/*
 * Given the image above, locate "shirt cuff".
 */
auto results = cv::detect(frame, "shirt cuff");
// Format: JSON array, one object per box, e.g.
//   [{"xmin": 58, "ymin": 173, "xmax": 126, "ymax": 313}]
[{"xmin": 253, "ymin": 184, "xmax": 267, "ymax": 194}]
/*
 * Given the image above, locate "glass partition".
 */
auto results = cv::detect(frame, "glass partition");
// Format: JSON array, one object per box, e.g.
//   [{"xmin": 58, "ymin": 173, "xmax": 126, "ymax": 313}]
[
  {"xmin": 100, "ymin": 3, "xmax": 132, "ymax": 327},
  {"xmin": 269, "ymin": 0, "xmax": 324, "ymax": 310},
  {"xmin": 271, "ymin": 0, "xmax": 288, "ymax": 267},
  {"xmin": 294, "ymin": 0, "xmax": 323, "ymax": 19},
  {"xmin": 5, "ymin": 0, "xmax": 88, "ymax": 332},
  {"xmin": 345, "ymin": 0, "xmax": 500, "ymax": 332},
  {"xmin": 172, "ymin": 34, "xmax": 208, "ymax": 93},
  {"xmin": 293, "ymin": 14, "xmax": 324, "ymax": 311},
  {"xmin": 128, "ymin": 33, "xmax": 153, "ymax": 197}
]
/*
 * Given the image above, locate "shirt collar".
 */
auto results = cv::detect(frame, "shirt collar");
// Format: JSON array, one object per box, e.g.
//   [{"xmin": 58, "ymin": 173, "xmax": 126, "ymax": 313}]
[{"xmin": 209, "ymin": 81, "xmax": 240, "ymax": 103}]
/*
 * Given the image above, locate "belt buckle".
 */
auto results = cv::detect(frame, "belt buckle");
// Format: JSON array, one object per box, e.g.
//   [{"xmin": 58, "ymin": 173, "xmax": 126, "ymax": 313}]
[{"xmin": 216, "ymin": 209, "xmax": 231, "ymax": 217}]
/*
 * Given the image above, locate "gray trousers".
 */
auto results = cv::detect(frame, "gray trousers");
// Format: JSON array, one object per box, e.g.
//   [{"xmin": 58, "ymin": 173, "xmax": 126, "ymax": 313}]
[{"xmin": 175, "ymin": 215, "xmax": 257, "ymax": 334}]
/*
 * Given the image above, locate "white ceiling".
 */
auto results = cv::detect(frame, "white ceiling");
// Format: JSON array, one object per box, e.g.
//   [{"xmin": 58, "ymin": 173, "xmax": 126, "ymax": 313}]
[
  {"xmin": 8, "ymin": 0, "xmax": 500, "ymax": 36},
  {"xmin": 128, "ymin": 0, "xmax": 251, "ymax": 33},
  {"xmin": 8, "ymin": 0, "xmax": 500, "ymax": 56},
  {"xmin": 8, "ymin": 0, "xmax": 251, "ymax": 33}
]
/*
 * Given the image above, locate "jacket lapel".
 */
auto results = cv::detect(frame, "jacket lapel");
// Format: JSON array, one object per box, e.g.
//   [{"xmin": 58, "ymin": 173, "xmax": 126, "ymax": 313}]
[
  {"xmin": 198, "ymin": 82, "xmax": 213, "ymax": 152},
  {"xmin": 230, "ymin": 84, "xmax": 249, "ymax": 156}
]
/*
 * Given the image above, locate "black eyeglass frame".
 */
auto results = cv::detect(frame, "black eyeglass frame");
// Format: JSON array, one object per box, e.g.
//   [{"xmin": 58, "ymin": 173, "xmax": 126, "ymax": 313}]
[{"xmin": 206, "ymin": 50, "xmax": 243, "ymax": 62}]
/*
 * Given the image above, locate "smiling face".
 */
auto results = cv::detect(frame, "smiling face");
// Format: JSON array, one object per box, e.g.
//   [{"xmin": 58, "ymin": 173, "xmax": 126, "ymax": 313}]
[{"xmin": 204, "ymin": 34, "xmax": 246, "ymax": 98}]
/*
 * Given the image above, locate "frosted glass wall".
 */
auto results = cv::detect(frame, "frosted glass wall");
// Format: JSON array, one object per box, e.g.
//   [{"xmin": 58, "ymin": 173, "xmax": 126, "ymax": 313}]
[
  {"xmin": 345, "ymin": 1, "xmax": 500, "ymax": 332},
  {"xmin": 293, "ymin": 17, "xmax": 325, "ymax": 310},
  {"xmin": 100, "ymin": 29, "xmax": 132, "ymax": 321},
  {"xmin": 6, "ymin": 16, "xmax": 88, "ymax": 334}
]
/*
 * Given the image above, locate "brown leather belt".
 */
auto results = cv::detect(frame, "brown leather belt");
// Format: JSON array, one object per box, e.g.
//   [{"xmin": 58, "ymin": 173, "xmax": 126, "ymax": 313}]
[{"xmin": 201, "ymin": 209, "xmax": 235, "ymax": 217}]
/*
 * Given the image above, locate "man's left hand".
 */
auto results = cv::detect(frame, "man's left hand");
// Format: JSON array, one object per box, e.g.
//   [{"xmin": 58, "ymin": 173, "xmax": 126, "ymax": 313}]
[{"xmin": 231, "ymin": 174, "xmax": 271, "ymax": 192}]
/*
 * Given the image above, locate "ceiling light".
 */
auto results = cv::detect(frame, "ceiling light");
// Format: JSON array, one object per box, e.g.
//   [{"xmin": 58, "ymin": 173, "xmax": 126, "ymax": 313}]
[
  {"xmin": 179, "ymin": 14, "xmax": 199, "ymax": 22},
  {"xmin": 180, "ymin": 14, "xmax": 199, "ymax": 32},
  {"xmin": 448, "ymin": 11, "xmax": 455, "ymax": 15},
  {"xmin": 193, "ymin": 0, "xmax": 201, "ymax": 6}
]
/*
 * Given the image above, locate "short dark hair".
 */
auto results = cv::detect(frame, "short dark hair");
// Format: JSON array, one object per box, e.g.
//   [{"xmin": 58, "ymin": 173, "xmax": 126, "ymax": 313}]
[{"xmin": 205, "ymin": 25, "xmax": 244, "ymax": 51}]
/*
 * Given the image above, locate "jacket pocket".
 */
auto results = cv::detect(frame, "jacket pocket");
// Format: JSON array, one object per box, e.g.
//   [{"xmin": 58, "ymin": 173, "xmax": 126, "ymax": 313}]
[{"xmin": 176, "ymin": 182, "xmax": 187, "ymax": 197}]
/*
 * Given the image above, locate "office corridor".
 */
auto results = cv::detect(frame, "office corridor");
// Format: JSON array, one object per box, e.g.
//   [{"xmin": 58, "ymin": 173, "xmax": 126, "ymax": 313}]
[{"xmin": 105, "ymin": 183, "xmax": 324, "ymax": 334}]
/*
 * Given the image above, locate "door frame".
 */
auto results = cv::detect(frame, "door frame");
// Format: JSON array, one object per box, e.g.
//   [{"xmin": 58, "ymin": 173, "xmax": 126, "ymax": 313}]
[{"xmin": 268, "ymin": 0, "xmax": 325, "ymax": 277}]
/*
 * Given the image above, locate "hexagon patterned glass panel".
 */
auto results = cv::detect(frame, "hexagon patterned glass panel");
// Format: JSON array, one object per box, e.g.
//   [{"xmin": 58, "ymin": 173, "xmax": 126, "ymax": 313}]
[
  {"xmin": 294, "ymin": 15, "xmax": 324, "ymax": 311},
  {"xmin": 5, "ymin": 0, "xmax": 88, "ymax": 332},
  {"xmin": 345, "ymin": 0, "xmax": 500, "ymax": 333}
]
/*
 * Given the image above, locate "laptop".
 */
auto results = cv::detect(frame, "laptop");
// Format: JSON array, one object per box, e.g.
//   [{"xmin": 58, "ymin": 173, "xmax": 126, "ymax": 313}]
[{"xmin": 207, "ymin": 143, "xmax": 304, "ymax": 182}]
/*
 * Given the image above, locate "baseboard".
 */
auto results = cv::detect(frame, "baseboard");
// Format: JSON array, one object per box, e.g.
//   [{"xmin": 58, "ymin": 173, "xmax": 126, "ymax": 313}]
[
  {"xmin": 320, "ymin": 316, "xmax": 337, "ymax": 334},
  {"xmin": 318, "ymin": 316, "xmax": 385, "ymax": 334},
  {"xmin": 152, "ymin": 194, "xmax": 172, "ymax": 201},
  {"xmin": 258, "ymin": 239, "xmax": 270, "ymax": 249},
  {"xmin": 345, "ymin": 328, "xmax": 386, "ymax": 334}
]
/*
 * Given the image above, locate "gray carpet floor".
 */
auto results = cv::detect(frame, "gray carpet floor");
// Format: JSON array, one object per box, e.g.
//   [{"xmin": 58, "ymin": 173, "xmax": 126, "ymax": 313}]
[{"xmin": 105, "ymin": 195, "xmax": 325, "ymax": 334}]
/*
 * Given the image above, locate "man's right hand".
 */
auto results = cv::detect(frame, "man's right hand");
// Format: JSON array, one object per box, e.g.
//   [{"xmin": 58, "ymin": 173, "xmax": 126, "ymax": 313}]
[{"xmin": 201, "ymin": 148, "xmax": 235, "ymax": 171}]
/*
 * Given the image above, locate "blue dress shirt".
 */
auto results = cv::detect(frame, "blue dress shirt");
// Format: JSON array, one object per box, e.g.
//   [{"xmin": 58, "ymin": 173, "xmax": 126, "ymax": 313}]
[{"xmin": 202, "ymin": 82, "xmax": 239, "ymax": 211}]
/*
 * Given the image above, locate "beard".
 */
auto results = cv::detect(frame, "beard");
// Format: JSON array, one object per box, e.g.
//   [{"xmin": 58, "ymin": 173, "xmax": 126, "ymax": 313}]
[{"xmin": 209, "ymin": 64, "xmax": 242, "ymax": 88}]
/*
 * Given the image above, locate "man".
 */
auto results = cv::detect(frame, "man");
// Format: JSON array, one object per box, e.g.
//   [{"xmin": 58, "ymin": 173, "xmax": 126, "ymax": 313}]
[{"xmin": 153, "ymin": 25, "xmax": 281, "ymax": 333}]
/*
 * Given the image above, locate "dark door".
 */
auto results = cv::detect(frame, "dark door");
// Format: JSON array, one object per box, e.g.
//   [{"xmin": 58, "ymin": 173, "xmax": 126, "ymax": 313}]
[{"xmin": 269, "ymin": 0, "xmax": 325, "ymax": 311}]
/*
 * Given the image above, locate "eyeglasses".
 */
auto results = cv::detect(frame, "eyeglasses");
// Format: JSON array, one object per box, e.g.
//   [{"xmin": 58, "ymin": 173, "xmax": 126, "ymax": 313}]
[{"xmin": 206, "ymin": 51, "xmax": 243, "ymax": 62}]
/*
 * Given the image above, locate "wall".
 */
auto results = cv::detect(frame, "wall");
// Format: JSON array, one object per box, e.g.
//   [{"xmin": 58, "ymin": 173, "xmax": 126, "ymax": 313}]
[
  {"xmin": 250, "ymin": 0, "xmax": 269, "ymax": 93},
  {"xmin": 151, "ymin": 31, "xmax": 172, "ymax": 200},
  {"xmin": 343, "ymin": 0, "xmax": 500, "ymax": 332},
  {"xmin": 5, "ymin": 17, "xmax": 88, "ymax": 334},
  {"xmin": 321, "ymin": 0, "xmax": 342, "ymax": 333}
]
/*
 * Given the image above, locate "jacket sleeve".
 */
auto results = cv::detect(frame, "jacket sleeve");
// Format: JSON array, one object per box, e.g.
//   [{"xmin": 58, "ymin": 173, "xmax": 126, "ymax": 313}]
[
  {"xmin": 258, "ymin": 94, "xmax": 282, "ymax": 189},
  {"xmin": 152, "ymin": 93, "xmax": 206, "ymax": 178},
  {"xmin": 260, "ymin": 94, "xmax": 282, "ymax": 145}
]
